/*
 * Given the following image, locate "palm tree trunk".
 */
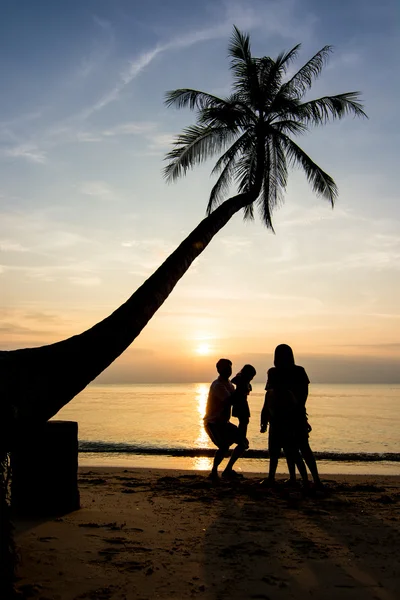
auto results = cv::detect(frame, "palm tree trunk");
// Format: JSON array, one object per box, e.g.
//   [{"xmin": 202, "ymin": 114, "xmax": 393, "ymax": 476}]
[
  {"xmin": 0, "ymin": 450, "xmax": 16, "ymax": 599},
  {"xmin": 0, "ymin": 192, "xmax": 254, "ymax": 428}
]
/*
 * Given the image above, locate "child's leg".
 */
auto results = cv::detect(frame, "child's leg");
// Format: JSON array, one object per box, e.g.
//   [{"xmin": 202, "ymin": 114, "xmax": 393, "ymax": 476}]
[
  {"xmin": 299, "ymin": 441, "xmax": 322, "ymax": 485},
  {"xmin": 238, "ymin": 420, "xmax": 249, "ymax": 448},
  {"xmin": 285, "ymin": 455, "xmax": 297, "ymax": 482},
  {"xmin": 223, "ymin": 441, "xmax": 247, "ymax": 472},
  {"xmin": 285, "ymin": 446, "xmax": 309, "ymax": 485}
]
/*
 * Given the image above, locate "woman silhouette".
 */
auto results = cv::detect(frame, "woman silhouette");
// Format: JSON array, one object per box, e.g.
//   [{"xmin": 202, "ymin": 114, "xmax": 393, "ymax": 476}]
[{"xmin": 261, "ymin": 344, "xmax": 322, "ymax": 488}]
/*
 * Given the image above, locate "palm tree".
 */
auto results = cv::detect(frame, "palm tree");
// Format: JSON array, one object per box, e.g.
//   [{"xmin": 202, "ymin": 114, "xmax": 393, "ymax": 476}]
[
  {"xmin": 0, "ymin": 27, "xmax": 366, "ymax": 595},
  {"xmin": 164, "ymin": 26, "xmax": 366, "ymax": 228},
  {"xmin": 0, "ymin": 26, "xmax": 366, "ymax": 430}
]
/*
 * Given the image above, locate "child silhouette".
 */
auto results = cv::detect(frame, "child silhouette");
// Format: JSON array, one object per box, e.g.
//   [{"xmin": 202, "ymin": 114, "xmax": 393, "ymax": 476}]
[{"xmin": 231, "ymin": 364, "xmax": 256, "ymax": 449}]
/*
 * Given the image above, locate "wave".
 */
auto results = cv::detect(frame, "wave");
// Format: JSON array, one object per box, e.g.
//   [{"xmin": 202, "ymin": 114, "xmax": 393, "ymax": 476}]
[{"xmin": 79, "ymin": 441, "xmax": 400, "ymax": 462}]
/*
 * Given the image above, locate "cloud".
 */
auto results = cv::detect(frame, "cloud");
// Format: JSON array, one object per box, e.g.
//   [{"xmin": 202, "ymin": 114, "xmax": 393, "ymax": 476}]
[
  {"xmin": 80, "ymin": 0, "xmax": 316, "ymax": 119},
  {"xmin": 0, "ymin": 307, "xmax": 78, "ymax": 349},
  {"xmin": 0, "ymin": 0, "xmax": 318, "ymax": 158},
  {"xmin": 146, "ymin": 132, "xmax": 176, "ymax": 153},
  {"xmin": 68, "ymin": 14, "xmax": 115, "ymax": 82},
  {"xmin": 6, "ymin": 259, "xmax": 102, "ymax": 284},
  {"xmin": 23, "ymin": 310, "xmax": 62, "ymax": 324},
  {"xmin": 121, "ymin": 237, "xmax": 173, "ymax": 249},
  {"xmin": 0, "ymin": 241, "xmax": 29, "ymax": 253},
  {"xmin": 94, "ymin": 349, "xmax": 400, "ymax": 384},
  {"xmin": 79, "ymin": 180, "xmax": 115, "ymax": 199},
  {"xmin": 5, "ymin": 143, "xmax": 46, "ymax": 164},
  {"xmin": 0, "ymin": 109, "xmax": 44, "ymax": 132},
  {"xmin": 92, "ymin": 15, "xmax": 112, "ymax": 31},
  {"xmin": 41, "ymin": 120, "xmax": 157, "ymax": 146},
  {"xmin": 75, "ymin": 131, "xmax": 103, "ymax": 143},
  {"xmin": 0, "ymin": 322, "xmax": 35, "ymax": 335},
  {"xmin": 219, "ymin": 236, "xmax": 252, "ymax": 256},
  {"xmin": 102, "ymin": 121, "xmax": 156, "ymax": 136},
  {"xmin": 327, "ymin": 51, "xmax": 362, "ymax": 71},
  {"xmin": 68, "ymin": 275, "xmax": 102, "ymax": 287}
]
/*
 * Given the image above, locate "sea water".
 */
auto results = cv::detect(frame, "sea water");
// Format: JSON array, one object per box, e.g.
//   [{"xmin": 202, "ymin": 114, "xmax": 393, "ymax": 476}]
[{"xmin": 56, "ymin": 383, "xmax": 400, "ymax": 474}]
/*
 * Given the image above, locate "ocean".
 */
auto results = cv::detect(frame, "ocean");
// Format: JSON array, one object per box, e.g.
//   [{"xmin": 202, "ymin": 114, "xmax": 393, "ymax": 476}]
[{"xmin": 55, "ymin": 383, "xmax": 400, "ymax": 475}]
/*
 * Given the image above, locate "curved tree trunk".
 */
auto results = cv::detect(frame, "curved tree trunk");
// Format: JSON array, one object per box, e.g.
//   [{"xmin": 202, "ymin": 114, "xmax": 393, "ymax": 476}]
[
  {"xmin": 0, "ymin": 192, "xmax": 253, "ymax": 428},
  {"xmin": 0, "ymin": 450, "xmax": 16, "ymax": 599}
]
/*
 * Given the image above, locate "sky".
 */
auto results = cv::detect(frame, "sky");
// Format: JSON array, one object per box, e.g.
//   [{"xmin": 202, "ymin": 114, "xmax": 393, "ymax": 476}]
[{"xmin": 0, "ymin": 0, "xmax": 399, "ymax": 384}]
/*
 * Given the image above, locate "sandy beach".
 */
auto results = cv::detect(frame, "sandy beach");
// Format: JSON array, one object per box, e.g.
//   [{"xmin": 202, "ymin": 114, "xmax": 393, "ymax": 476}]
[{"xmin": 14, "ymin": 468, "xmax": 400, "ymax": 600}]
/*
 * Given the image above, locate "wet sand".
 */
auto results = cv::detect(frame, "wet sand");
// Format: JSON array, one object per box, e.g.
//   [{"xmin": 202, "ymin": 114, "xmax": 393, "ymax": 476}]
[{"xmin": 15, "ymin": 468, "xmax": 400, "ymax": 599}]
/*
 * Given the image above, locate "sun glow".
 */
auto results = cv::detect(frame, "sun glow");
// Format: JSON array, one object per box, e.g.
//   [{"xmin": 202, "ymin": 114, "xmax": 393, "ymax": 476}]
[{"xmin": 195, "ymin": 343, "xmax": 211, "ymax": 355}]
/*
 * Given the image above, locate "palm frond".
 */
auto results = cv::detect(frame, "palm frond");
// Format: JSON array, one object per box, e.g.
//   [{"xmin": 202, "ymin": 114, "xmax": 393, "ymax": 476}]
[
  {"xmin": 229, "ymin": 26, "xmax": 261, "ymax": 111},
  {"xmin": 284, "ymin": 46, "xmax": 333, "ymax": 99},
  {"xmin": 292, "ymin": 92, "xmax": 368, "ymax": 124},
  {"xmin": 198, "ymin": 103, "xmax": 252, "ymax": 129},
  {"xmin": 257, "ymin": 57, "xmax": 282, "ymax": 107},
  {"xmin": 243, "ymin": 203, "xmax": 254, "ymax": 219},
  {"xmin": 274, "ymin": 44, "xmax": 301, "ymax": 71},
  {"xmin": 271, "ymin": 119, "xmax": 308, "ymax": 136},
  {"xmin": 207, "ymin": 156, "xmax": 237, "ymax": 215},
  {"xmin": 225, "ymin": 93, "xmax": 259, "ymax": 119},
  {"xmin": 164, "ymin": 125, "xmax": 238, "ymax": 182},
  {"xmin": 234, "ymin": 143, "xmax": 260, "ymax": 218},
  {"xmin": 164, "ymin": 89, "xmax": 228, "ymax": 111},
  {"xmin": 210, "ymin": 131, "xmax": 252, "ymax": 176},
  {"xmin": 272, "ymin": 137, "xmax": 288, "ymax": 192},
  {"xmin": 259, "ymin": 140, "xmax": 275, "ymax": 230},
  {"xmin": 258, "ymin": 44, "xmax": 302, "ymax": 104},
  {"xmin": 258, "ymin": 138, "xmax": 288, "ymax": 229},
  {"xmin": 267, "ymin": 92, "xmax": 301, "ymax": 121},
  {"xmin": 207, "ymin": 132, "xmax": 252, "ymax": 212},
  {"xmin": 228, "ymin": 25, "xmax": 252, "ymax": 63},
  {"xmin": 279, "ymin": 134, "xmax": 338, "ymax": 204},
  {"xmin": 164, "ymin": 26, "xmax": 367, "ymax": 224}
]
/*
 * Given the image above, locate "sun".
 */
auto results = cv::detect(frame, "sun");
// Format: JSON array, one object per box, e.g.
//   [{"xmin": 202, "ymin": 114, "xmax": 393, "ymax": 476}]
[{"xmin": 195, "ymin": 343, "xmax": 211, "ymax": 356}]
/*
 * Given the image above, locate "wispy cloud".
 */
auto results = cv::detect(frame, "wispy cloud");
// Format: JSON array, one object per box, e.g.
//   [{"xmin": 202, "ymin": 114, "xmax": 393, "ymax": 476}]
[
  {"xmin": 15, "ymin": 120, "xmax": 158, "ymax": 150},
  {"xmin": 219, "ymin": 236, "xmax": 252, "ymax": 256},
  {"xmin": 68, "ymin": 275, "xmax": 102, "ymax": 287},
  {"xmin": 146, "ymin": 132, "xmax": 176, "ymax": 154},
  {"xmin": 0, "ymin": 0, "xmax": 317, "ymax": 161},
  {"xmin": 5, "ymin": 143, "xmax": 47, "ymax": 164},
  {"xmin": 78, "ymin": 180, "xmax": 120, "ymax": 201},
  {"xmin": 120, "ymin": 237, "xmax": 176, "ymax": 276},
  {"xmin": 0, "ymin": 109, "xmax": 45, "ymax": 131},
  {"xmin": 68, "ymin": 14, "xmax": 115, "ymax": 82},
  {"xmin": 0, "ymin": 241, "xmax": 29, "ymax": 253},
  {"xmin": 80, "ymin": 0, "xmax": 316, "ymax": 119},
  {"xmin": 102, "ymin": 121, "xmax": 156, "ymax": 136}
]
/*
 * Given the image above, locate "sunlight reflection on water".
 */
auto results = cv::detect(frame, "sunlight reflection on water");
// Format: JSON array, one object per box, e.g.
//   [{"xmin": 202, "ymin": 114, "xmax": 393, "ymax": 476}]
[
  {"xmin": 195, "ymin": 383, "xmax": 209, "ymax": 449},
  {"xmin": 57, "ymin": 382, "xmax": 400, "ymax": 476}
]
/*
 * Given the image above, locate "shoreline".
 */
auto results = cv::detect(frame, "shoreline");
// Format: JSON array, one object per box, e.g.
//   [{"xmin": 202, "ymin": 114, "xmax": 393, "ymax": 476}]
[
  {"xmin": 78, "ymin": 465, "xmax": 400, "ymax": 479},
  {"xmin": 77, "ymin": 455, "xmax": 400, "ymax": 475},
  {"xmin": 77, "ymin": 465, "xmax": 400, "ymax": 480},
  {"xmin": 15, "ymin": 467, "xmax": 400, "ymax": 599}
]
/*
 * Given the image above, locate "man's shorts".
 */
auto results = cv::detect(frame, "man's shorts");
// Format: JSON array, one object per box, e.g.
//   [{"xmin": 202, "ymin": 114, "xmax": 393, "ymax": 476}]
[{"xmin": 204, "ymin": 421, "xmax": 241, "ymax": 450}]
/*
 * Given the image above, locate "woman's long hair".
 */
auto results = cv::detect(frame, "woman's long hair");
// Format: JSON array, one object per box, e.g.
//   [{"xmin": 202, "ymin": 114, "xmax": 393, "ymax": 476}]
[{"xmin": 274, "ymin": 344, "xmax": 295, "ymax": 368}]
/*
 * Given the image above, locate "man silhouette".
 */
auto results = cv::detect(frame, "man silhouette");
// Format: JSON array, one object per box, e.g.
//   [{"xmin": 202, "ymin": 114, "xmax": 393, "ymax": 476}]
[{"xmin": 204, "ymin": 358, "xmax": 247, "ymax": 480}]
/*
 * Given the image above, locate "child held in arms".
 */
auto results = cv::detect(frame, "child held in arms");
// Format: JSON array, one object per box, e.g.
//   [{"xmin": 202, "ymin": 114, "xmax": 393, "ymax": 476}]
[{"xmin": 231, "ymin": 364, "xmax": 257, "ymax": 449}]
